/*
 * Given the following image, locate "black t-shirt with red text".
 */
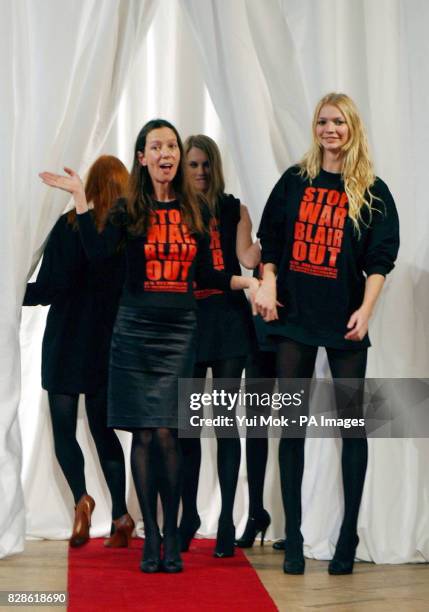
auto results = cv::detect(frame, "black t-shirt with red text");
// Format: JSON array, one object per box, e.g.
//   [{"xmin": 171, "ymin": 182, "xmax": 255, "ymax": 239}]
[
  {"xmin": 258, "ymin": 167, "xmax": 400, "ymax": 349},
  {"xmin": 195, "ymin": 194, "xmax": 243, "ymax": 300},
  {"xmin": 77, "ymin": 200, "xmax": 232, "ymax": 310},
  {"xmin": 193, "ymin": 194, "xmax": 255, "ymax": 362}
]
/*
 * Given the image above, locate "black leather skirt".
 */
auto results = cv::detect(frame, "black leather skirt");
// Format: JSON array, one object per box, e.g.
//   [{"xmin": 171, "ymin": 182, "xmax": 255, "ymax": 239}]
[{"xmin": 107, "ymin": 305, "xmax": 197, "ymax": 430}]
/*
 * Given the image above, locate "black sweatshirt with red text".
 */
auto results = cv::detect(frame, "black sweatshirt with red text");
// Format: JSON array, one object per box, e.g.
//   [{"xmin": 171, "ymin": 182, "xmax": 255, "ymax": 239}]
[
  {"xmin": 77, "ymin": 199, "xmax": 232, "ymax": 309},
  {"xmin": 257, "ymin": 167, "xmax": 400, "ymax": 349}
]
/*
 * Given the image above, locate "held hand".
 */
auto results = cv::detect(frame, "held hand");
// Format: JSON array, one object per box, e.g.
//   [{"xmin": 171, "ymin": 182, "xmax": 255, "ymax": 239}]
[
  {"xmin": 255, "ymin": 282, "xmax": 282, "ymax": 322},
  {"xmin": 344, "ymin": 307, "xmax": 370, "ymax": 341},
  {"xmin": 248, "ymin": 278, "xmax": 261, "ymax": 315}
]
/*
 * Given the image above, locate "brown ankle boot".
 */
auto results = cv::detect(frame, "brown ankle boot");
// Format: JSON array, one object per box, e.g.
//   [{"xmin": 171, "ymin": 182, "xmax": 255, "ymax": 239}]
[
  {"xmin": 104, "ymin": 513, "xmax": 135, "ymax": 548},
  {"xmin": 69, "ymin": 494, "xmax": 95, "ymax": 548}
]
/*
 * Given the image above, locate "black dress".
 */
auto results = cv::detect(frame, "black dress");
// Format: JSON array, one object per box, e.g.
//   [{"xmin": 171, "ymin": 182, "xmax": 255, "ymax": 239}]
[
  {"xmin": 77, "ymin": 200, "xmax": 232, "ymax": 430},
  {"xmin": 23, "ymin": 213, "xmax": 125, "ymax": 394},
  {"xmin": 194, "ymin": 194, "xmax": 255, "ymax": 363}
]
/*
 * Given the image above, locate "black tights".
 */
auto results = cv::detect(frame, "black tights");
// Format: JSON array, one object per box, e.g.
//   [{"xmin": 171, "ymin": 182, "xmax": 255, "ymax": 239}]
[
  {"xmin": 48, "ymin": 390, "xmax": 127, "ymax": 519},
  {"xmin": 180, "ymin": 356, "xmax": 246, "ymax": 526},
  {"xmin": 276, "ymin": 338, "xmax": 368, "ymax": 555},
  {"xmin": 131, "ymin": 428, "xmax": 182, "ymax": 541},
  {"xmin": 244, "ymin": 350, "xmax": 277, "ymax": 518}
]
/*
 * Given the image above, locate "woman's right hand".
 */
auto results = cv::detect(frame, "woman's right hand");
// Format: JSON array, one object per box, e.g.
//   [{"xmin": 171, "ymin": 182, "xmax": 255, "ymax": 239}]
[
  {"xmin": 39, "ymin": 167, "xmax": 88, "ymax": 213},
  {"xmin": 255, "ymin": 281, "xmax": 280, "ymax": 322}
]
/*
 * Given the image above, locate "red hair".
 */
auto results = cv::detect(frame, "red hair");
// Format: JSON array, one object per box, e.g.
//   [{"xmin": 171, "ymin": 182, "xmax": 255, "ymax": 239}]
[{"xmin": 68, "ymin": 155, "xmax": 129, "ymax": 232}]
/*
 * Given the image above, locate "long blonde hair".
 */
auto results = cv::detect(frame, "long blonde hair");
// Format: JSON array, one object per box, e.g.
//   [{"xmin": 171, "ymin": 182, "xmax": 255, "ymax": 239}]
[{"xmin": 298, "ymin": 93, "xmax": 378, "ymax": 233}]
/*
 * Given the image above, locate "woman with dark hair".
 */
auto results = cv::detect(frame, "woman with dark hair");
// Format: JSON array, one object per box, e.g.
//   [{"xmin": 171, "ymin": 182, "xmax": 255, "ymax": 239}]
[
  {"xmin": 256, "ymin": 93, "xmax": 399, "ymax": 575},
  {"xmin": 40, "ymin": 120, "xmax": 259, "ymax": 573},
  {"xmin": 180, "ymin": 135, "xmax": 260, "ymax": 557},
  {"xmin": 25, "ymin": 155, "xmax": 134, "ymax": 549}
]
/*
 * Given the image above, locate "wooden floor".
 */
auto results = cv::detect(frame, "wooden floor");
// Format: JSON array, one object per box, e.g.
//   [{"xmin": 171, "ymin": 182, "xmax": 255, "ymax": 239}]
[
  {"xmin": 244, "ymin": 546, "xmax": 429, "ymax": 612},
  {"xmin": 0, "ymin": 540, "xmax": 428, "ymax": 611},
  {"xmin": 0, "ymin": 541, "xmax": 68, "ymax": 612}
]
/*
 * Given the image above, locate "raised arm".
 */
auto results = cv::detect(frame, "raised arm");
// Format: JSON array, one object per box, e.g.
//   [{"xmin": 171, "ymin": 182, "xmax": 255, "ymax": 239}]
[
  {"xmin": 39, "ymin": 167, "xmax": 123, "ymax": 261},
  {"xmin": 39, "ymin": 167, "xmax": 88, "ymax": 214},
  {"xmin": 76, "ymin": 210, "xmax": 123, "ymax": 262},
  {"xmin": 236, "ymin": 204, "xmax": 261, "ymax": 269}
]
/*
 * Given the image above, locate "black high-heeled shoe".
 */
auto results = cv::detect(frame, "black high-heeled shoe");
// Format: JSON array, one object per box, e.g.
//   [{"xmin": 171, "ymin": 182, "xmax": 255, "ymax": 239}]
[
  {"xmin": 283, "ymin": 536, "xmax": 305, "ymax": 575},
  {"xmin": 214, "ymin": 520, "xmax": 235, "ymax": 558},
  {"xmin": 272, "ymin": 539, "xmax": 286, "ymax": 551},
  {"xmin": 162, "ymin": 533, "xmax": 183, "ymax": 573},
  {"xmin": 235, "ymin": 510, "xmax": 271, "ymax": 548},
  {"xmin": 179, "ymin": 514, "xmax": 201, "ymax": 552},
  {"xmin": 140, "ymin": 532, "xmax": 161, "ymax": 573},
  {"xmin": 328, "ymin": 534, "xmax": 359, "ymax": 575}
]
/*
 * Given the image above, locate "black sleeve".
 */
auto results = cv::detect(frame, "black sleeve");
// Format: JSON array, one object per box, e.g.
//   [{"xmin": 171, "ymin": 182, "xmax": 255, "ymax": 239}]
[
  {"xmin": 363, "ymin": 178, "xmax": 400, "ymax": 276},
  {"xmin": 257, "ymin": 170, "xmax": 289, "ymax": 267},
  {"xmin": 23, "ymin": 216, "xmax": 80, "ymax": 306},
  {"xmin": 194, "ymin": 231, "xmax": 233, "ymax": 290},
  {"xmin": 24, "ymin": 282, "xmax": 57, "ymax": 306},
  {"xmin": 77, "ymin": 208, "xmax": 124, "ymax": 262},
  {"xmin": 221, "ymin": 193, "xmax": 241, "ymax": 226}
]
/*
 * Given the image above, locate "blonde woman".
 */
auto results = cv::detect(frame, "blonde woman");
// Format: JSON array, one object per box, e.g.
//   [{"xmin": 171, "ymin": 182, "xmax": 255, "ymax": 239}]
[{"xmin": 256, "ymin": 93, "xmax": 399, "ymax": 574}]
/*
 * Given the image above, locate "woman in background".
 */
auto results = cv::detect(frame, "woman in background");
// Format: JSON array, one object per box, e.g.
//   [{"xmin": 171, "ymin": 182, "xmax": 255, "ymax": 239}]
[
  {"xmin": 180, "ymin": 135, "xmax": 260, "ymax": 557},
  {"xmin": 235, "ymin": 263, "xmax": 277, "ymax": 550},
  {"xmin": 256, "ymin": 93, "xmax": 399, "ymax": 575},
  {"xmin": 25, "ymin": 156, "xmax": 134, "ymax": 548}
]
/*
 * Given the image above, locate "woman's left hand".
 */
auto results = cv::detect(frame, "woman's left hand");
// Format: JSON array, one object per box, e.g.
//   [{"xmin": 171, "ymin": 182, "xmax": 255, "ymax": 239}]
[{"xmin": 344, "ymin": 306, "xmax": 371, "ymax": 341}]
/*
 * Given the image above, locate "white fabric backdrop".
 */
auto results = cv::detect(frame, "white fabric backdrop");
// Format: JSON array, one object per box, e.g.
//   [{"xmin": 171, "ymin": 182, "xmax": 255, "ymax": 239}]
[
  {"xmin": 1, "ymin": 0, "xmax": 427, "ymax": 561},
  {"xmin": 0, "ymin": 0, "xmax": 156, "ymax": 557}
]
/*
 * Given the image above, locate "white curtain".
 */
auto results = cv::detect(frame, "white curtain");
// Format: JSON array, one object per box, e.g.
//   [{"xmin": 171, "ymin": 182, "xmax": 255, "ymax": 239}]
[
  {"xmin": 5, "ymin": 0, "xmax": 428, "ymax": 562},
  {"xmin": 182, "ymin": 0, "xmax": 429, "ymax": 562},
  {"xmin": 0, "ymin": 0, "xmax": 156, "ymax": 558}
]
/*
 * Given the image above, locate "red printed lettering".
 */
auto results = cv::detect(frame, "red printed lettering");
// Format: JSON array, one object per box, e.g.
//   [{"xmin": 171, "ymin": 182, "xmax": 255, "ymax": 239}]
[
  {"xmin": 333, "ymin": 208, "xmax": 347, "ymax": 228},
  {"xmin": 299, "ymin": 202, "xmax": 322, "ymax": 224},
  {"xmin": 302, "ymin": 187, "xmax": 316, "ymax": 202},
  {"xmin": 292, "ymin": 241, "xmax": 307, "ymax": 261}
]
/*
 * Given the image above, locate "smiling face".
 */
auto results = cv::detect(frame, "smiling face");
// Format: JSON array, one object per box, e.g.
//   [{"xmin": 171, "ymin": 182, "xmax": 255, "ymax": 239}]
[
  {"xmin": 316, "ymin": 104, "xmax": 350, "ymax": 155},
  {"xmin": 186, "ymin": 146, "xmax": 211, "ymax": 193},
  {"xmin": 137, "ymin": 127, "xmax": 180, "ymax": 188}
]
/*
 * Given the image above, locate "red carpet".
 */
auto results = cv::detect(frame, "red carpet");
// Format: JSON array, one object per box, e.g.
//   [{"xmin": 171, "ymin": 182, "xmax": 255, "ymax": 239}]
[{"xmin": 68, "ymin": 538, "xmax": 277, "ymax": 611}]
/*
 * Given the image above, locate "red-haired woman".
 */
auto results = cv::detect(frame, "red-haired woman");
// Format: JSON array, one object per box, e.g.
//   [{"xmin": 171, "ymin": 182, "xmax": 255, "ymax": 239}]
[{"xmin": 24, "ymin": 156, "xmax": 134, "ymax": 549}]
